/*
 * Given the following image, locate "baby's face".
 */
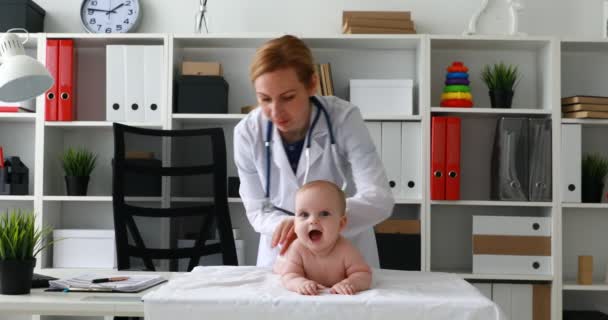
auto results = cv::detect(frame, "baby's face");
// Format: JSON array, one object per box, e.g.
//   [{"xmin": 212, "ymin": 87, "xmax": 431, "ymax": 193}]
[{"xmin": 294, "ymin": 187, "xmax": 346, "ymax": 253}]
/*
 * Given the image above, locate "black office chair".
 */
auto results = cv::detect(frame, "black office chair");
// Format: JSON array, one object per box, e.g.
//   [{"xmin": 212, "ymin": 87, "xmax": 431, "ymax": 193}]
[{"xmin": 112, "ymin": 123, "xmax": 238, "ymax": 273}]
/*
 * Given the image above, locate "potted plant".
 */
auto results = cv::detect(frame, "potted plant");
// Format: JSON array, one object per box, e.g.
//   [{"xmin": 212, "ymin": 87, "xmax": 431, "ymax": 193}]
[
  {"xmin": 0, "ymin": 209, "xmax": 53, "ymax": 294},
  {"xmin": 61, "ymin": 147, "xmax": 97, "ymax": 196},
  {"xmin": 481, "ymin": 62, "xmax": 520, "ymax": 108},
  {"xmin": 582, "ymin": 153, "xmax": 608, "ymax": 203}
]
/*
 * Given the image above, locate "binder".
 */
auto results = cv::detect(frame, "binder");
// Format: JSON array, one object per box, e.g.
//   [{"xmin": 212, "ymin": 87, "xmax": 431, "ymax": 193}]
[
  {"xmin": 561, "ymin": 124, "xmax": 581, "ymax": 203},
  {"xmin": 124, "ymin": 46, "xmax": 145, "ymax": 122},
  {"xmin": 401, "ymin": 122, "xmax": 421, "ymax": 199},
  {"xmin": 431, "ymin": 117, "xmax": 446, "ymax": 200},
  {"xmin": 491, "ymin": 117, "xmax": 528, "ymax": 201},
  {"xmin": 445, "ymin": 117, "xmax": 461, "ymax": 200},
  {"xmin": 45, "ymin": 39, "xmax": 59, "ymax": 121},
  {"xmin": 365, "ymin": 121, "xmax": 382, "ymax": 156},
  {"xmin": 528, "ymin": 119, "xmax": 552, "ymax": 201},
  {"xmin": 106, "ymin": 45, "xmax": 125, "ymax": 121},
  {"xmin": 381, "ymin": 122, "xmax": 402, "ymax": 197},
  {"xmin": 144, "ymin": 45, "xmax": 163, "ymax": 123},
  {"xmin": 57, "ymin": 39, "xmax": 75, "ymax": 121}
]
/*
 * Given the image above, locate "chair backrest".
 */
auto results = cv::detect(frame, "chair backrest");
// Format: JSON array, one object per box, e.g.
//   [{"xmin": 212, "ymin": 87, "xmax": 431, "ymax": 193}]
[{"xmin": 112, "ymin": 123, "xmax": 237, "ymax": 271}]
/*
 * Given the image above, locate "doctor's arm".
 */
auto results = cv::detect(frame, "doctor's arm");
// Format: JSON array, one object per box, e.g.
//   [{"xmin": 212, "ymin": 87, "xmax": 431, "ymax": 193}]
[
  {"xmin": 234, "ymin": 126, "xmax": 292, "ymax": 237},
  {"xmin": 338, "ymin": 108, "xmax": 395, "ymax": 238}
]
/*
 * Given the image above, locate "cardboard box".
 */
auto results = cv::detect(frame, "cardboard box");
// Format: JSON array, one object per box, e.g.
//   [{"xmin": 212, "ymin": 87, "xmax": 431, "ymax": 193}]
[
  {"xmin": 53, "ymin": 229, "xmax": 116, "ymax": 268},
  {"xmin": 182, "ymin": 62, "xmax": 223, "ymax": 76}
]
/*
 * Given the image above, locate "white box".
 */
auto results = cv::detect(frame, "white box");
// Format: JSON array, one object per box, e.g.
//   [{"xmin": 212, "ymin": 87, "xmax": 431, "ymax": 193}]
[
  {"xmin": 350, "ymin": 79, "xmax": 413, "ymax": 116},
  {"xmin": 53, "ymin": 229, "xmax": 116, "ymax": 268},
  {"xmin": 473, "ymin": 255, "xmax": 552, "ymax": 275},
  {"xmin": 473, "ymin": 216, "xmax": 551, "ymax": 236}
]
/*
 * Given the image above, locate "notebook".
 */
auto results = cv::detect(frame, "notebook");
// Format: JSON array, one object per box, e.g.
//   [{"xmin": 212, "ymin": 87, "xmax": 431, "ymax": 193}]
[{"xmin": 48, "ymin": 274, "xmax": 166, "ymax": 293}]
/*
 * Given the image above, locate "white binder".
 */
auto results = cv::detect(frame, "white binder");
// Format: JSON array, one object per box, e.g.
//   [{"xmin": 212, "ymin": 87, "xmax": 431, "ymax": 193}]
[
  {"xmin": 106, "ymin": 45, "xmax": 125, "ymax": 121},
  {"xmin": 471, "ymin": 283, "xmax": 492, "ymax": 300},
  {"xmin": 381, "ymin": 122, "xmax": 402, "ymax": 197},
  {"xmin": 491, "ymin": 284, "xmax": 511, "ymax": 319},
  {"xmin": 561, "ymin": 124, "xmax": 582, "ymax": 203},
  {"xmin": 401, "ymin": 122, "xmax": 421, "ymax": 199},
  {"xmin": 510, "ymin": 284, "xmax": 533, "ymax": 320},
  {"xmin": 144, "ymin": 45, "xmax": 163, "ymax": 123},
  {"xmin": 364, "ymin": 121, "xmax": 382, "ymax": 156},
  {"xmin": 124, "ymin": 45, "xmax": 146, "ymax": 122}
]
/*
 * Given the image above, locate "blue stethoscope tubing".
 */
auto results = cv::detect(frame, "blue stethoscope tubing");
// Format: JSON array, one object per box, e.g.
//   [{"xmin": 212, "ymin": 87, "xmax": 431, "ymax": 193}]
[{"xmin": 262, "ymin": 96, "xmax": 347, "ymax": 215}]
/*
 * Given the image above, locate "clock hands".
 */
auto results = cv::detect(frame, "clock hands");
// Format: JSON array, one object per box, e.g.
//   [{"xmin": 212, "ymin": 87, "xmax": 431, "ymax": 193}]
[
  {"xmin": 87, "ymin": 8, "xmax": 112, "ymax": 13},
  {"xmin": 106, "ymin": 2, "xmax": 125, "ymax": 15}
]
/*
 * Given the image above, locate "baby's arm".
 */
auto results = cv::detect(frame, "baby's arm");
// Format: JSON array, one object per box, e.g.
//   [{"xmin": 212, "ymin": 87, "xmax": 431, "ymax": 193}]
[
  {"xmin": 279, "ymin": 242, "xmax": 325, "ymax": 295},
  {"xmin": 331, "ymin": 240, "xmax": 372, "ymax": 295}
]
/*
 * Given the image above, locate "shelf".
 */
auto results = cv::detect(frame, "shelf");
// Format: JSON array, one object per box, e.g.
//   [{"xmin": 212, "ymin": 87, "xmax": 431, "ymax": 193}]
[
  {"xmin": 46, "ymin": 33, "xmax": 166, "ymax": 47},
  {"xmin": 430, "ymin": 200, "xmax": 553, "ymax": 207},
  {"xmin": 0, "ymin": 113, "xmax": 37, "ymax": 122},
  {"xmin": 172, "ymin": 114, "xmax": 246, "ymax": 124},
  {"xmin": 561, "ymin": 118, "xmax": 608, "ymax": 126},
  {"xmin": 171, "ymin": 197, "xmax": 243, "ymax": 203},
  {"xmin": 43, "ymin": 196, "xmax": 162, "ymax": 202},
  {"xmin": 0, "ymin": 195, "xmax": 35, "ymax": 201},
  {"xmin": 363, "ymin": 115, "xmax": 422, "ymax": 121},
  {"xmin": 430, "ymin": 35, "xmax": 552, "ymax": 50},
  {"xmin": 562, "ymin": 203, "xmax": 608, "ymax": 209},
  {"xmin": 45, "ymin": 121, "xmax": 163, "ymax": 128},
  {"xmin": 563, "ymin": 282, "xmax": 608, "ymax": 291},
  {"xmin": 395, "ymin": 198, "xmax": 422, "ymax": 205},
  {"xmin": 431, "ymin": 107, "xmax": 551, "ymax": 116},
  {"xmin": 436, "ymin": 269, "xmax": 553, "ymax": 281}
]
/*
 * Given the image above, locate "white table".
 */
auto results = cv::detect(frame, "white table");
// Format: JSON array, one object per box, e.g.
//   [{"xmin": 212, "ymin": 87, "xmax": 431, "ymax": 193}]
[{"xmin": 0, "ymin": 268, "xmax": 178, "ymax": 318}]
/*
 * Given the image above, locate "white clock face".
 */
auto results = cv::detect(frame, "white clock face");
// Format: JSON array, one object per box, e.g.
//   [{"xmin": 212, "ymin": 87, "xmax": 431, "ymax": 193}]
[{"xmin": 80, "ymin": 0, "xmax": 141, "ymax": 33}]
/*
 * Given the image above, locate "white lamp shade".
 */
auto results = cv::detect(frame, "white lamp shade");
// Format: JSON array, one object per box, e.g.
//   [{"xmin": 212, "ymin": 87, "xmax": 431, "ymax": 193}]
[{"xmin": 0, "ymin": 54, "xmax": 54, "ymax": 103}]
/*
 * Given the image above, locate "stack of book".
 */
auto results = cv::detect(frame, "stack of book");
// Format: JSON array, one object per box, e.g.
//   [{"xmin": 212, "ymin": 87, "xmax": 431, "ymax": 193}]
[
  {"xmin": 342, "ymin": 11, "xmax": 416, "ymax": 34},
  {"xmin": 562, "ymin": 96, "xmax": 608, "ymax": 119},
  {"xmin": 314, "ymin": 63, "xmax": 334, "ymax": 96}
]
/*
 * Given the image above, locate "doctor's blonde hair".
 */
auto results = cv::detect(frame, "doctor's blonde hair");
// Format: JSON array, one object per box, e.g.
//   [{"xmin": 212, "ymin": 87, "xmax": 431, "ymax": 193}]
[
  {"xmin": 250, "ymin": 35, "xmax": 316, "ymax": 86},
  {"xmin": 297, "ymin": 180, "xmax": 346, "ymax": 215}
]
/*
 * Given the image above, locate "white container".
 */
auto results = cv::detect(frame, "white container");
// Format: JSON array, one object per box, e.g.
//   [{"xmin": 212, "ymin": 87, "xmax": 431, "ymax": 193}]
[
  {"xmin": 473, "ymin": 255, "xmax": 552, "ymax": 275},
  {"xmin": 473, "ymin": 216, "xmax": 551, "ymax": 236},
  {"xmin": 349, "ymin": 79, "xmax": 414, "ymax": 116},
  {"xmin": 53, "ymin": 229, "xmax": 116, "ymax": 268}
]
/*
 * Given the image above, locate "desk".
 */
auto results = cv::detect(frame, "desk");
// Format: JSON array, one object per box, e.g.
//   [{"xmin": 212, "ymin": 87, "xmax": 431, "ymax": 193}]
[{"xmin": 0, "ymin": 268, "xmax": 179, "ymax": 318}]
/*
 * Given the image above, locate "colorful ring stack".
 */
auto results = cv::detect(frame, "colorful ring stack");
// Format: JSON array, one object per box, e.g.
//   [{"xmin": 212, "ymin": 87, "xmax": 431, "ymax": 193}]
[{"xmin": 440, "ymin": 62, "xmax": 473, "ymax": 108}]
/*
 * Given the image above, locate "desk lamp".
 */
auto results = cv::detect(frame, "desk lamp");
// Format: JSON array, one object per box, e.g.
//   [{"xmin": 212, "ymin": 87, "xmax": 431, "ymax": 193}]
[{"xmin": 0, "ymin": 29, "xmax": 53, "ymax": 107}]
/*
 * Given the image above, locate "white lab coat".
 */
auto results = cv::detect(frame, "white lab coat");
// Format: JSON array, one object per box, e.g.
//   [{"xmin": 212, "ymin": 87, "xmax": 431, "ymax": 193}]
[{"xmin": 234, "ymin": 96, "xmax": 395, "ymax": 267}]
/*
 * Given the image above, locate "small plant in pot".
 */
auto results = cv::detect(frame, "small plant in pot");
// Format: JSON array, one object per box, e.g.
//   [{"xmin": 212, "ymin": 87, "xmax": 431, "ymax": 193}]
[
  {"xmin": 481, "ymin": 62, "xmax": 520, "ymax": 108},
  {"xmin": 0, "ymin": 209, "xmax": 53, "ymax": 294},
  {"xmin": 61, "ymin": 147, "xmax": 97, "ymax": 196},
  {"xmin": 582, "ymin": 153, "xmax": 608, "ymax": 203}
]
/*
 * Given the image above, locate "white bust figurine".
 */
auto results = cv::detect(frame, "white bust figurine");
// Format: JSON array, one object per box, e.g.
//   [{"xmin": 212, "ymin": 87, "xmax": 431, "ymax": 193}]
[{"xmin": 464, "ymin": 0, "xmax": 526, "ymax": 36}]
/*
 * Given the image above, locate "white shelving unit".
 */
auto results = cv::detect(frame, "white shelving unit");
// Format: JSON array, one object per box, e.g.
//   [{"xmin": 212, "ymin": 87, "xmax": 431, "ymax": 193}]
[{"xmin": 4, "ymin": 33, "xmax": 608, "ymax": 320}]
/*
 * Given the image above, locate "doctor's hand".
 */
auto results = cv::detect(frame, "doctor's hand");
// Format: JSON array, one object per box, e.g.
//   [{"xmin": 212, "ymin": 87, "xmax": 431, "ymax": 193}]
[{"xmin": 272, "ymin": 217, "xmax": 296, "ymax": 255}]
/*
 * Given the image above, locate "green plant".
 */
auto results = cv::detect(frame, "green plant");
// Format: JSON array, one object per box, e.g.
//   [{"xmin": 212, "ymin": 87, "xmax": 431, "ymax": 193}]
[
  {"xmin": 582, "ymin": 153, "xmax": 608, "ymax": 182},
  {"xmin": 481, "ymin": 62, "xmax": 520, "ymax": 91},
  {"xmin": 0, "ymin": 209, "xmax": 53, "ymax": 260},
  {"xmin": 60, "ymin": 147, "xmax": 97, "ymax": 177}
]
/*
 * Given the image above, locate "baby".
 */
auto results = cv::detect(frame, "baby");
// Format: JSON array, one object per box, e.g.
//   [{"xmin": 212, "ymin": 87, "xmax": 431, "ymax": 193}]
[{"xmin": 274, "ymin": 180, "xmax": 372, "ymax": 295}]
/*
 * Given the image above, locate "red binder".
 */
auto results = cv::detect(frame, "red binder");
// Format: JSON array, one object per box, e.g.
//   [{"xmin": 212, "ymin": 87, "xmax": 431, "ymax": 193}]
[
  {"xmin": 58, "ymin": 39, "xmax": 75, "ymax": 121},
  {"xmin": 45, "ymin": 39, "xmax": 59, "ymax": 121},
  {"xmin": 431, "ymin": 117, "xmax": 446, "ymax": 200},
  {"xmin": 445, "ymin": 117, "xmax": 461, "ymax": 200}
]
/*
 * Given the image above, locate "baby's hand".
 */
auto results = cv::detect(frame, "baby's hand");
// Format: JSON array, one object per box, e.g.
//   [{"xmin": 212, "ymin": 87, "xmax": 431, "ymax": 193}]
[
  {"xmin": 330, "ymin": 280, "xmax": 356, "ymax": 295},
  {"xmin": 297, "ymin": 280, "xmax": 325, "ymax": 295}
]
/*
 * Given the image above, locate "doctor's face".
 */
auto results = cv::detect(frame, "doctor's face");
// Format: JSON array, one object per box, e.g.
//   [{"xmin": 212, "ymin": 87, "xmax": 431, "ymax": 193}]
[{"xmin": 254, "ymin": 67, "xmax": 317, "ymax": 137}]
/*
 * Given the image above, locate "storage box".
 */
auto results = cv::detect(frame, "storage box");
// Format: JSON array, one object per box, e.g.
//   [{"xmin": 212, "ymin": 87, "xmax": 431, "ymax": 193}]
[
  {"xmin": 53, "ymin": 229, "xmax": 116, "ymax": 268},
  {"xmin": 182, "ymin": 62, "xmax": 223, "ymax": 76},
  {"xmin": 174, "ymin": 76, "xmax": 229, "ymax": 114},
  {"xmin": 375, "ymin": 220, "xmax": 420, "ymax": 271},
  {"xmin": 350, "ymin": 79, "xmax": 413, "ymax": 116},
  {"xmin": 0, "ymin": 0, "xmax": 45, "ymax": 32}
]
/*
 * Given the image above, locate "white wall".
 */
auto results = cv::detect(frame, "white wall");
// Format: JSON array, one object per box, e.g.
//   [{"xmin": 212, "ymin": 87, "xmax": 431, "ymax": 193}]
[{"xmin": 35, "ymin": 0, "xmax": 604, "ymax": 38}]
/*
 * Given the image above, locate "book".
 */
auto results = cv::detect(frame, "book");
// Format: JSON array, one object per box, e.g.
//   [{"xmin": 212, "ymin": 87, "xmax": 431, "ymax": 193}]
[
  {"xmin": 342, "ymin": 11, "xmax": 411, "ymax": 25},
  {"xmin": 344, "ymin": 25, "xmax": 416, "ymax": 34},
  {"xmin": 561, "ymin": 95, "xmax": 608, "ymax": 105},
  {"xmin": 343, "ymin": 17, "xmax": 415, "ymax": 30},
  {"xmin": 48, "ymin": 273, "xmax": 166, "ymax": 293},
  {"xmin": 562, "ymin": 103, "xmax": 608, "ymax": 112},
  {"xmin": 562, "ymin": 111, "xmax": 608, "ymax": 119}
]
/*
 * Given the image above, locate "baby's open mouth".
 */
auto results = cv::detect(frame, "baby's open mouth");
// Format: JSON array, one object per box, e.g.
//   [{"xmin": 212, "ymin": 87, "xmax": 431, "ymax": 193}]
[{"xmin": 309, "ymin": 230, "xmax": 323, "ymax": 242}]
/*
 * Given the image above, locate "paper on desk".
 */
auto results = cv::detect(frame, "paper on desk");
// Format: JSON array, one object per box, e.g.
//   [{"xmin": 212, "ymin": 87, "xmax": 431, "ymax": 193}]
[{"xmin": 49, "ymin": 274, "xmax": 166, "ymax": 292}]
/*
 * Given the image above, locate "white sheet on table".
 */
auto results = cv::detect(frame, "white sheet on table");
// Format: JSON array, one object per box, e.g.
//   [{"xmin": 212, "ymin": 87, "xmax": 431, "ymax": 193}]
[{"xmin": 143, "ymin": 266, "xmax": 504, "ymax": 320}]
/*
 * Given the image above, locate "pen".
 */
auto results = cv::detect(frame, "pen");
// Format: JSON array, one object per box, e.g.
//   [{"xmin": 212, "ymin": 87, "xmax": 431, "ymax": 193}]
[{"xmin": 91, "ymin": 276, "xmax": 129, "ymax": 283}]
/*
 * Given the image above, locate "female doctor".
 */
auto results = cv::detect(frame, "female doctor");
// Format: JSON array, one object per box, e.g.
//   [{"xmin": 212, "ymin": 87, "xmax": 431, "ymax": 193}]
[{"xmin": 234, "ymin": 35, "xmax": 395, "ymax": 267}]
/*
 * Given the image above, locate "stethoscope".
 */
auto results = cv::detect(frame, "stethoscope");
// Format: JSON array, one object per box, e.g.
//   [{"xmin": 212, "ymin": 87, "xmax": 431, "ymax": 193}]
[{"xmin": 261, "ymin": 96, "xmax": 348, "ymax": 215}]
